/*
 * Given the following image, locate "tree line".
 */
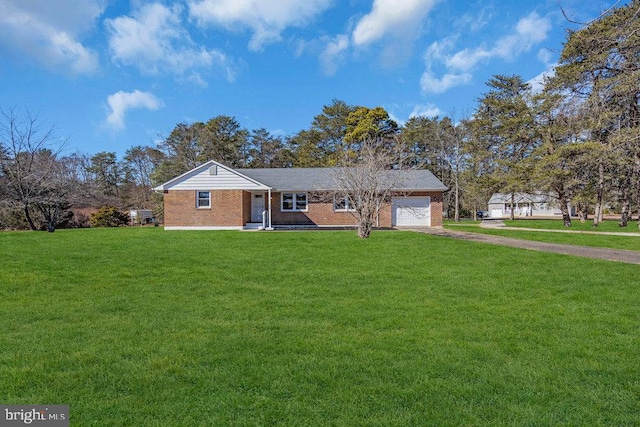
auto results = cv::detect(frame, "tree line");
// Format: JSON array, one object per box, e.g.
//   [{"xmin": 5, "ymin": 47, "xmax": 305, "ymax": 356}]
[
  {"xmin": 1, "ymin": 1, "xmax": 638, "ymax": 231},
  {"xmin": 0, "ymin": 108, "xmax": 164, "ymax": 231}
]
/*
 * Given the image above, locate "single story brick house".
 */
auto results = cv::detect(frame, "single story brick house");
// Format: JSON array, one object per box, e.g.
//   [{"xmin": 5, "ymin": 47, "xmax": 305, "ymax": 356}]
[{"xmin": 154, "ymin": 160, "xmax": 447, "ymax": 230}]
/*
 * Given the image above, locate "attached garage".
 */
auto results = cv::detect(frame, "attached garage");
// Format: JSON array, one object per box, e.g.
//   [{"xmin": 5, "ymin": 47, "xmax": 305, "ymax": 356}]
[
  {"xmin": 392, "ymin": 197, "xmax": 431, "ymax": 227},
  {"xmin": 156, "ymin": 160, "xmax": 446, "ymax": 229}
]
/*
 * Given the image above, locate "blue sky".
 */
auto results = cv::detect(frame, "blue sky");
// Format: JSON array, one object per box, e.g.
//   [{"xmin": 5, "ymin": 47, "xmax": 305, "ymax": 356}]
[{"xmin": 0, "ymin": 0, "xmax": 621, "ymax": 157}]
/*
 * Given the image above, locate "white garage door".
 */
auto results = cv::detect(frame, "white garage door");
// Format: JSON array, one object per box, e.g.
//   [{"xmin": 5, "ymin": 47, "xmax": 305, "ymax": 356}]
[{"xmin": 392, "ymin": 197, "xmax": 431, "ymax": 226}]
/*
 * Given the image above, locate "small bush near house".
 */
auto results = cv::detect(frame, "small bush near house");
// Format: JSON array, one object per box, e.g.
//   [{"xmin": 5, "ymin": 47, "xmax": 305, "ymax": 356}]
[
  {"xmin": 0, "ymin": 205, "xmax": 29, "ymax": 230},
  {"xmin": 89, "ymin": 206, "xmax": 130, "ymax": 227}
]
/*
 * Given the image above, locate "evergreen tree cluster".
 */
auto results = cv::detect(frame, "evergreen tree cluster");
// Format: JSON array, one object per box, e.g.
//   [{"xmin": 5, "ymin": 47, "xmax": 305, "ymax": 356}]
[{"xmin": 1, "ymin": 1, "xmax": 638, "ymax": 230}]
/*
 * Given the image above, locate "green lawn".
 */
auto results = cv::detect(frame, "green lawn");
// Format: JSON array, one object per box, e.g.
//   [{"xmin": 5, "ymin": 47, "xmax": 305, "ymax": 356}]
[
  {"xmin": 504, "ymin": 219, "xmax": 640, "ymax": 233},
  {"xmin": 445, "ymin": 219, "xmax": 640, "ymax": 251},
  {"xmin": 1, "ymin": 228, "xmax": 639, "ymax": 425}
]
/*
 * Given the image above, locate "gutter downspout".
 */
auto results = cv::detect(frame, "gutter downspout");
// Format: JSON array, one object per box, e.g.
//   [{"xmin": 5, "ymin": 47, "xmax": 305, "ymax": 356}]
[{"xmin": 267, "ymin": 188, "xmax": 273, "ymax": 230}]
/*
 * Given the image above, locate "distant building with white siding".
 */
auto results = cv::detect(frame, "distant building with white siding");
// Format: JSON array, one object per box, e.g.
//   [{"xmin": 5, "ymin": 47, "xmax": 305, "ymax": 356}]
[
  {"xmin": 129, "ymin": 209, "xmax": 155, "ymax": 225},
  {"xmin": 487, "ymin": 193, "xmax": 575, "ymax": 218}
]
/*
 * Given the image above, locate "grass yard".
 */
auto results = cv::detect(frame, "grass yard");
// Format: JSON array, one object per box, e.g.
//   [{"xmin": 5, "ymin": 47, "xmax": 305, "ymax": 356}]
[
  {"xmin": 445, "ymin": 219, "xmax": 640, "ymax": 251},
  {"xmin": 504, "ymin": 219, "xmax": 640, "ymax": 233},
  {"xmin": 1, "ymin": 228, "xmax": 639, "ymax": 425}
]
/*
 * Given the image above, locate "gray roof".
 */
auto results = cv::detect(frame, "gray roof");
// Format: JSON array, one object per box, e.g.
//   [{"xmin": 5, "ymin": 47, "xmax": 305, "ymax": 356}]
[{"xmin": 237, "ymin": 167, "xmax": 447, "ymax": 192}]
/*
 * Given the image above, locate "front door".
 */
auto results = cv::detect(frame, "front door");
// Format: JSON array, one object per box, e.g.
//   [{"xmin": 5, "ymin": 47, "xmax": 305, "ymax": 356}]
[{"xmin": 251, "ymin": 193, "xmax": 265, "ymax": 222}]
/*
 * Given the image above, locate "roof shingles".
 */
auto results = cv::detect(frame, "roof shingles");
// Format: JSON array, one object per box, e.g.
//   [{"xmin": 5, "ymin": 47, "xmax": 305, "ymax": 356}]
[
  {"xmin": 237, "ymin": 167, "xmax": 447, "ymax": 191},
  {"xmin": 155, "ymin": 160, "xmax": 447, "ymax": 192}
]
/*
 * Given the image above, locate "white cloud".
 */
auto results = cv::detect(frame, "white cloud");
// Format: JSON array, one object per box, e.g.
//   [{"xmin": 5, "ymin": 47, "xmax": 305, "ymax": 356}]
[
  {"xmin": 0, "ymin": 0, "xmax": 102, "ymax": 74},
  {"xmin": 425, "ymin": 38, "xmax": 456, "ymax": 63},
  {"xmin": 352, "ymin": 0, "xmax": 439, "ymax": 47},
  {"xmin": 105, "ymin": 90, "xmax": 163, "ymax": 131},
  {"xmin": 492, "ymin": 12, "xmax": 551, "ymax": 60},
  {"xmin": 184, "ymin": 73, "xmax": 208, "ymax": 87},
  {"xmin": 389, "ymin": 103, "xmax": 441, "ymax": 127},
  {"xmin": 106, "ymin": 3, "xmax": 235, "ymax": 81},
  {"xmin": 410, "ymin": 104, "xmax": 442, "ymax": 118},
  {"xmin": 456, "ymin": 8, "xmax": 492, "ymax": 32},
  {"xmin": 537, "ymin": 48, "xmax": 554, "ymax": 65},
  {"xmin": 516, "ymin": 12, "xmax": 551, "ymax": 45},
  {"xmin": 421, "ymin": 11, "xmax": 552, "ymax": 93},
  {"xmin": 420, "ymin": 71, "xmax": 472, "ymax": 94},
  {"xmin": 319, "ymin": 34, "xmax": 349, "ymax": 76},
  {"xmin": 446, "ymin": 48, "xmax": 491, "ymax": 71},
  {"xmin": 446, "ymin": 12, "xmax": 551, "ymax": 72},
  {"xmin": 388, "ymin": 112, "xmax": 404, "ymax": 126},
  {"xmin": 301, "ymin": 0, "xmax": 439, "ymax": 74},
  {"xmin": 527, "ymin": 66, "xmax": 556, "ymax": 94},
  {"xmin": 188, "ymin": 0, "xmax": 333, "ymax": 51}
]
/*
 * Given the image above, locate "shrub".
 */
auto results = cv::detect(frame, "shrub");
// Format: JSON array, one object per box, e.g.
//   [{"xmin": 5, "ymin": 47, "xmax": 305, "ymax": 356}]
[
  {"xmin": 90, "ymin": 206, "xmax": 130, "ymax": 228},
  {"xmin": 67, "ymin": 211, "xmax": 91, "ymax": 228},
  {"xmin": 0, "ymin": 205, "xmax": 30, "ymax": 230}
]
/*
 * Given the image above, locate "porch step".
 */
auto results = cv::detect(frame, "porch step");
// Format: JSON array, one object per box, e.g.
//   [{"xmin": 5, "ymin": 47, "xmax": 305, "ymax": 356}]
[{"xmin": 243, "ymin": 222, "xmax": 264, "ymax": 230}]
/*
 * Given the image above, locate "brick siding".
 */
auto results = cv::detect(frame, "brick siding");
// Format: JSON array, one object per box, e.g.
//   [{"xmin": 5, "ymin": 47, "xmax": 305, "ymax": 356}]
[
  {"xmin": 426, "ymin": 191, "xmax": 444, "ymax": 227},
  {"xmin": 242, "ymin": 191, "xmax": 252, "ymax": 224},
  {"xmin": 269, "ymin": 192, "xmax": 359, "ymax": 226},
  {"xmin": 269, "ymin": 191, "xmax": 443, "ymax": 227},
  {"xmin": 164, "ymin": 190, "xmax": 245, "ymax": 227},
  {"xmin": 163, "ymin": 189, "xmax": 443, "ymax": 228}
]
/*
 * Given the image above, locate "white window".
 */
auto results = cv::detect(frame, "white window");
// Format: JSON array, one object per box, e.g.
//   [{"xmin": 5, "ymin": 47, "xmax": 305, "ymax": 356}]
[
  {"xmin": 334, "ymin": 195, "xmax": 356, "ymax": 211},
  {"xmin": 197, "ymin": 191, "xmax": 211, "ymax": 208},
  {"xmin": 281, "ymin": 193, "xmax": 307, "ymax": 211}
]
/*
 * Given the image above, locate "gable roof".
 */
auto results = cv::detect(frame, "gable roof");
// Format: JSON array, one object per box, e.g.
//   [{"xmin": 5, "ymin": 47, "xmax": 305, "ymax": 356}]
[
  {"xmin": 155, "ymin": 161, "xmax": 447, "ymax": 192},
  {"xmin": 153, "ymin": 160, "xmax": 270, "ymax": 191}
]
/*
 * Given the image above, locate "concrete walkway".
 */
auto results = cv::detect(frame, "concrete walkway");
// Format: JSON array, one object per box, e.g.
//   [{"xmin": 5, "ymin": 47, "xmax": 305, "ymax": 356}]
[{"xmin": 408, "ymin": 226, "xmax": 640, "ymax": 265}]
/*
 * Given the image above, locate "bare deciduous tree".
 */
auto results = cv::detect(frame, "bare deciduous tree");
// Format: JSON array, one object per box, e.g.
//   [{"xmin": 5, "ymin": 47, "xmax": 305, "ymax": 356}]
[
  {"xmin": 0, "ymin": 107, "xmax": 70, "ymax": 232},
  {"xmin": 333, "ymin": 138, "xmax": 411, "ymax": 239}
]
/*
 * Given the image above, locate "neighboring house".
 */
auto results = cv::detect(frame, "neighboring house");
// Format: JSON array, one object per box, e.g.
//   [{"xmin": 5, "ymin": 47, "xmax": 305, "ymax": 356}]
[
  {"xmin": 129, "ymin": 209, "xmax": 154, "ymax": 225},
  {"xmin": 153, "ymin": 160, "xmax": 447, "ymax": 230},
  {"xmin": 488, "ymin": 193, "xmax": 575, "ymax": 218}
]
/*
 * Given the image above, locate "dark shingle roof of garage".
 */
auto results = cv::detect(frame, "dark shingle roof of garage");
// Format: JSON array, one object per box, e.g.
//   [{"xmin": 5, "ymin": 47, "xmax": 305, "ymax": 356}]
[{"xmin": 237, "ymin": 167, "xmax": 447, "ymax": 192}]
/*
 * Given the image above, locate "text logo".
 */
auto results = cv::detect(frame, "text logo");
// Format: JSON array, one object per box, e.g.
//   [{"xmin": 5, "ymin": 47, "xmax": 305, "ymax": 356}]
[{"xmin": 1, "ymin": 406, "xmax": 68, "ymax": 427}]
